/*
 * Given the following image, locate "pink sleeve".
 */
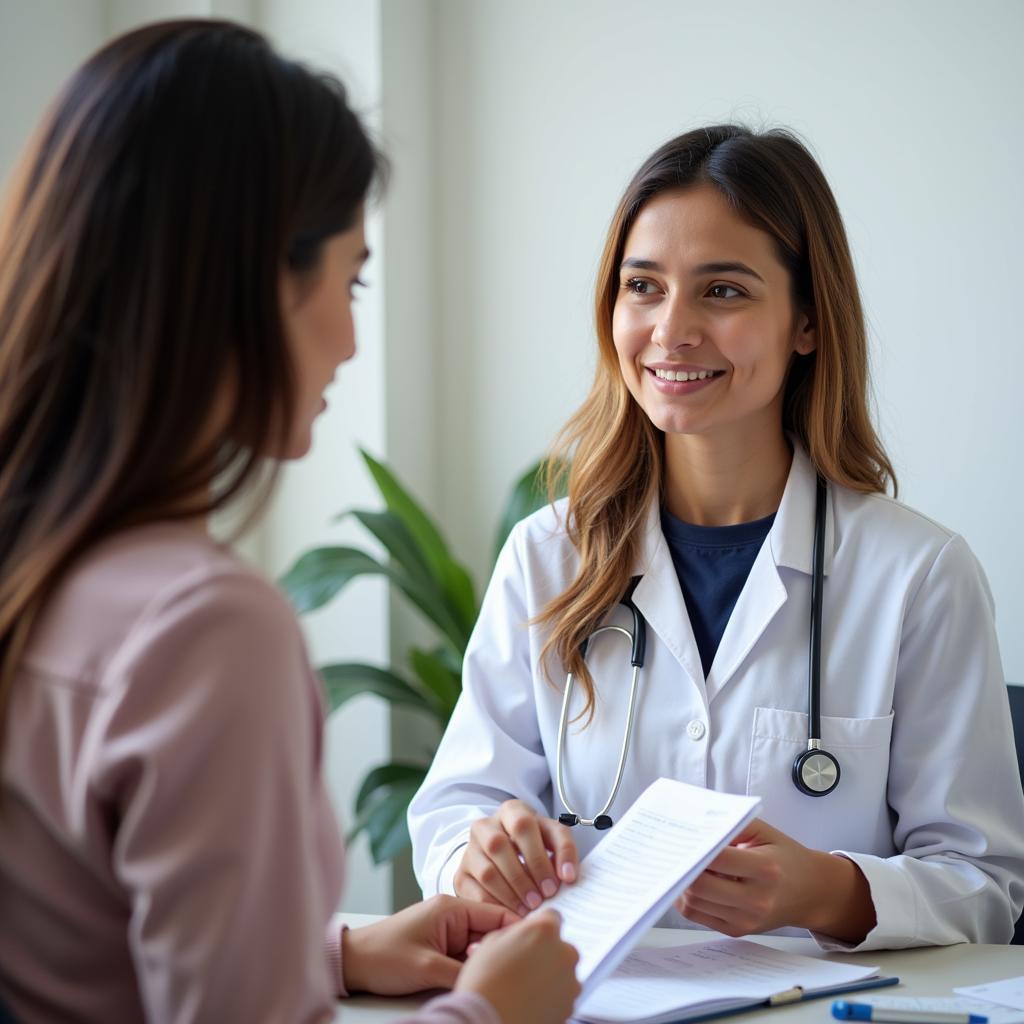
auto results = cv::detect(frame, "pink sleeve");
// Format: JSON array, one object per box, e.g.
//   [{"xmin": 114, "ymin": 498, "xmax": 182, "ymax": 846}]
[
  {"xmin": 398, "ymin": 993, "xmax": 502, "ymax": 1024},
  {"xmin": 92, "ymin": 570, "xmax": 338, "ymax": 1024}
]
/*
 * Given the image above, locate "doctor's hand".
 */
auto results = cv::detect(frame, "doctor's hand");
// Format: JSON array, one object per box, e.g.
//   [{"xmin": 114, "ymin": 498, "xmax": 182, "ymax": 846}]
[
  {"xmin": 674, "ymin": 818, "xmax": 877, "ymax": 945},
  {"xmin": 341, "ymin": 894, "xmax": 521, "ymax": 995},
  {"xmin": 455, "ymin": 799, "xmax": 579, "ymax": 914}
]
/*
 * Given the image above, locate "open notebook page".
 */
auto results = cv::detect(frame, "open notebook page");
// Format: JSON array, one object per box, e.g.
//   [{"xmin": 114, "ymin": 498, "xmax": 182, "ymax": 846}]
[
  {"xmin": 538, "ymin": 777, "xmax": 761, "ymax": 997},
  {"xmin": 574, "ymin": 939, "xmax": 881, "ymax": 1024}
]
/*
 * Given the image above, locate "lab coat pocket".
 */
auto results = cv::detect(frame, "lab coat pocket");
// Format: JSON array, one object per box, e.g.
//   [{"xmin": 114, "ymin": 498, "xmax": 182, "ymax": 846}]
[{"xmin": 747, "ymin": 706, "xmax": 895, "ymax": 855}]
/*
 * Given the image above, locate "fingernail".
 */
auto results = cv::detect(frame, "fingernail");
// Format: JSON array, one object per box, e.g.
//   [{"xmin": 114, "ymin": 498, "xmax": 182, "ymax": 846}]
[
  {"xmin": 525, "ymin": 891, "xmax": 542, "ymax": 910},
  {"xmin": 541, "ymin": 879, "xmax": 557, "ymax": 898},
  {"xmin": 517, "ymin": 904, "xmax": 529, "ymax": 917},
  {"xmin": 560, "ymin": 863, "xmax": 576, "ymax": 883}
]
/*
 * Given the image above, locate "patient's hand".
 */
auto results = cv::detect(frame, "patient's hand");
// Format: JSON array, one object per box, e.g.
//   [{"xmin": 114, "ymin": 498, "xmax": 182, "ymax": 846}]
[{"xmin": 341, "ymin": 894, "xmax": 517, "ymax": 995}]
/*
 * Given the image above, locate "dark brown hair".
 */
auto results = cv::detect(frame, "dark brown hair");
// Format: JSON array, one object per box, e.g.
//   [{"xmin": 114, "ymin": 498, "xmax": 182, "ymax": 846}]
[
  {"xmin": 0, "ymin": 19, "xmax": 384, "ymax": 751},
  {"xmin": 540, "ymin": 125, "xmax": 895, "ymax": 721}
]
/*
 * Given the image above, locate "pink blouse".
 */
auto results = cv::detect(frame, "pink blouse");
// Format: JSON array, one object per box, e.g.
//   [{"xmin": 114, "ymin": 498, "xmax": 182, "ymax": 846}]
[{"xmin": 0, "ymin": 524, "xmax": 497, "ymax": 1024}]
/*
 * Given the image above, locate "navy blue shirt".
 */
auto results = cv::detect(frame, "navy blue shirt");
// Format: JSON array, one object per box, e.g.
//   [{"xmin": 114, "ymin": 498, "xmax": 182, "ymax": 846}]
[{"xmin": 660, "ymin": 508, "xmax": 776, "ymax": 678}]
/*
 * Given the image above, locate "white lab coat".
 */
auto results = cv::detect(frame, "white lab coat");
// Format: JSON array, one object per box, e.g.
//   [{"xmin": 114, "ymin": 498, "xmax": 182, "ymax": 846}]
[{"xmin": 408, "ymin": 446, "xmax": 1024, "ymax": 949}]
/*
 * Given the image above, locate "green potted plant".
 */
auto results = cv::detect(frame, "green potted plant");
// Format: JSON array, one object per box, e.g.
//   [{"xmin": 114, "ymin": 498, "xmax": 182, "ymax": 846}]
[{"xmin": 279, "ymin": 450, "xmax": 564, "ymax": 863}]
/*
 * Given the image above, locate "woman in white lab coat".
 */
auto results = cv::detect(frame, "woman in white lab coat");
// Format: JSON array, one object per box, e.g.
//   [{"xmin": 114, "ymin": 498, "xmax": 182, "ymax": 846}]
[{"xmin": 408, "ymin": 125, "xmax": 1024, "ymax": 950}]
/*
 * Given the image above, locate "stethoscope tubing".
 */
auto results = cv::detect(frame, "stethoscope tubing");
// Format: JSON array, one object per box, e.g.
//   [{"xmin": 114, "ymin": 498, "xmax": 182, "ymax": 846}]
[
  {"xmin": 808, "ymin": 475, "xmax": 827, "ymax": 743},
  {"xmin": 556, "ymin": 630, "xmax": 641, "ymax": 826},
  {"xmin": 556, "ymin": 477, "xmax": 839, "ymax": 826}
]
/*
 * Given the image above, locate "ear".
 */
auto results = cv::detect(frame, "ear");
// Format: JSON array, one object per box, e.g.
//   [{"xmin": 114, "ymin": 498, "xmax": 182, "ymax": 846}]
[{"xmin": 793, "ymin": 309, "xmax": 817, "ymax": 356}]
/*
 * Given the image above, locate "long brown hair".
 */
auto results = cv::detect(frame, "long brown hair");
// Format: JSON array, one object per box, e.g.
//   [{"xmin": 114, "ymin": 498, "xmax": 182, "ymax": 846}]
[
  {"xmin": 540, "ymin": 125, "xmax": 895, "ymax": 721},
  {"xmin": 0, "ymin": 20, "xmax": 384, "ymax": 753}
]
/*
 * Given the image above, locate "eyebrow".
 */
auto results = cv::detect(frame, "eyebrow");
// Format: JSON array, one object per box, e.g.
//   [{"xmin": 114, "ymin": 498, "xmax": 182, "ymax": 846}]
[
  {"xmin": 358, "ymin": 247, "xmax": 371, "ymax": 263},
  {"xmin": 619, "ymin": 257, "xmax": 764, "ymax": 283}
]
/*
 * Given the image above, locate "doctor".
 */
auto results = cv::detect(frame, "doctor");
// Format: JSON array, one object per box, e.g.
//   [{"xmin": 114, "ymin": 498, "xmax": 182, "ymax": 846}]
[{"xmin": 408, "ymin": 124, "xmax": 1024, "ymax": 950}]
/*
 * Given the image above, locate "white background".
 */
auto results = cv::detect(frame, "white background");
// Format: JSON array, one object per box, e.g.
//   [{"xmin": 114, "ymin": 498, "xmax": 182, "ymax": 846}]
[{"xmin": 1, "ymin": 0, "xmax": 1021, "ymax": 912}]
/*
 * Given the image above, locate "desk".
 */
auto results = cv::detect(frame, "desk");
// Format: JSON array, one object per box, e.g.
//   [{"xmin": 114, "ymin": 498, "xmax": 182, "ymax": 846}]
[{"xmin": 334, "ymin": 914, "xmax": 1024, "ymax": 1023}]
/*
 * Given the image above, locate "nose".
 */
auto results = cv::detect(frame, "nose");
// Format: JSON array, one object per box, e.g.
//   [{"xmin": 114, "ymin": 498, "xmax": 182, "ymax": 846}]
[{"xmin": 651, "ymin": 295, "xmax": 703, "ymax": 352}]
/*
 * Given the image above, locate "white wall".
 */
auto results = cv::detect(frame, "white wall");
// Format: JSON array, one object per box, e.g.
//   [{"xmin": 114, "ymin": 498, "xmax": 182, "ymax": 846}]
[
  {"xmin": 0, "ymin": 2, "xmax": 106, "ymax": 176},
  {"xmin": 433, "ymin": 0, "xmax": 1024, "ymax": 683}
]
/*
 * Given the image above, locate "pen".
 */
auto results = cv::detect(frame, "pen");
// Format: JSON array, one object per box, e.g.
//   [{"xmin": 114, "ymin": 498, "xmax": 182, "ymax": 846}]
[{"xmin": 831, "ymin": 1001, "xmax": 988, "ymax": 1024}]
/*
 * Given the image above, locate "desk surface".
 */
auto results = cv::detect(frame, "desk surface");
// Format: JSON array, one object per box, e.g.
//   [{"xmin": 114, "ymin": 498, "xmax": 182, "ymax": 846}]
[{"xmin": 335, "ymin": 913, "xmax": 1024, "ymax": 1023}]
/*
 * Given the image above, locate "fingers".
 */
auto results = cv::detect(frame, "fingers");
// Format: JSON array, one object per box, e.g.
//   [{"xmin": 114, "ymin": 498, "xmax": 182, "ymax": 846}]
[
  {"xmin": 497, "ymin": 803, "xmax": 561, "ymax": 898},
  {"xmin": 729, "ymin": 817, "xmax": 779, "ymax": 848},
  {"xmin": 459, "ymin": 830, "xmax": 534, "ymax": 913},
  {"xmin": 705, "ymin": 843, "xmax": 762, "ymax": 879},
  {"xmin": 676, "ymin": 897, "xmax": 744, "ymax": 937},
  {"xmin": 538, "ymin": 816, "xmax": 579, "ymax": 884},
  {"xmin": 453, "ymin": 872, "xmax": 506, "ymax": 908},
  {"xmin": 458, "ymin": 899, "xmax": 521, "ymax": 936},
  {"xmin": 685, "ymin": 870, "xmax": 746, "ymax": 908},
  {"xmin": 418, "ymin": 951, "xmax": 462, "ymax": 991},
  {"xmin": 459, "ymin": 803, "xmax": 576, "ymax": 913}
]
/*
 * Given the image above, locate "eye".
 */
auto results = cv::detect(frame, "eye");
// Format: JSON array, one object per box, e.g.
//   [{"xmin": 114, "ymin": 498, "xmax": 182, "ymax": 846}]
[
  {"xmin": 348, "ymin": 276, "xmax": 368, "ymax": 299},
  {"xmin": 623, "ymin": 277, "xmax": 660, "ymax": 296},
  {"xmin": 707, "ymin": 283, "xmax": 743, "ymax": 300}
]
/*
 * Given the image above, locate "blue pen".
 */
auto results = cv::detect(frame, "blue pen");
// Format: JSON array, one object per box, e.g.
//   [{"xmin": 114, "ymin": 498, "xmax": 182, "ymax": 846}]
[{"xmin": 832, "ymin": 1001, "xmax": 988, "ymax": 1024}]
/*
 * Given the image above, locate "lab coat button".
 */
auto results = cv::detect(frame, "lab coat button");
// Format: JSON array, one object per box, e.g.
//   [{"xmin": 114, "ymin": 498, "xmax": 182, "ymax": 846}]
[{"xmin": 686, "ymin": 719, "xmax": 706, "ymax": 740}]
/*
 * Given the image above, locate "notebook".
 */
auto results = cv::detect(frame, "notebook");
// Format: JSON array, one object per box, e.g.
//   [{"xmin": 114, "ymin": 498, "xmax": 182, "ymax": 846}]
[{"xmin": 573, "ymin": 937, "xmax": 895, "ymax": 1024}]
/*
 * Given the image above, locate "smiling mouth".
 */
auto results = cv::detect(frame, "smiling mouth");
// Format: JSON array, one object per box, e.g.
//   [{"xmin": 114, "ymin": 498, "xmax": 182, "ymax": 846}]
[{"xmin": 649, "ymin": 367, "xmax": 726, "ymax": 382}]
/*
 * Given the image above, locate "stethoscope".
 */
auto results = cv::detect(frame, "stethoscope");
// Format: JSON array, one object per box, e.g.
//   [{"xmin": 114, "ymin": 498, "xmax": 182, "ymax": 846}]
[{"xmin": 555, "ymin": 476, "xmax": 840, "ymax": 830}]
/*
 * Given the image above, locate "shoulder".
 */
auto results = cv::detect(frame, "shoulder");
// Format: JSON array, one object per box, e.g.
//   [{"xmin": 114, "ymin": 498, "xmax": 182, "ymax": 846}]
[
  {"xmin": 496, "ymin": 497, "xmax": 574, "ymax": 571},
  {"xmin": 509, "ymin": 496, "xmax": 572, "ymax": 545},
  {"xmin": 473, "ymin": 498, "xmax": 579, "ymax": 618},
  {"xmin": 834, "ymin": 486, "xmax": 955, "ymax": 547},
  {"xmin": 27, "ymin": 524, "xmax": 299, "ymax": 686},
  {"xmin": 831, "ymin": 486, "xmax": 989, "ymax": 600}
]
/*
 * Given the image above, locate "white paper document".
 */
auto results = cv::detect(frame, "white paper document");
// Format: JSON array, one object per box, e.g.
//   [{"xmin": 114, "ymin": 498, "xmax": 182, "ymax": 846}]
[
  {"xmin": 574, "ymin": 938, "xmax": 882, "ymax": 1024},
  {"xmin": 539, "ymin": 777, "xmax": 761, "ymax": 997},
  {"xmin": 956, "ymin": 979, "xmax": 1024, "ymax": 1013}
]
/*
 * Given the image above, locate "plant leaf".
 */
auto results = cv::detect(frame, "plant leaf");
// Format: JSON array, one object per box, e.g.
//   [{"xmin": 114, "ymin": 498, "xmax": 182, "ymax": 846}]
[
  {"xmin": 280, "ymin": 543, "xmax": 468, "ymax": 652},
  {"xmin": 360, "ymin": 449, "xmax": 478, "ymax": 639},
  {"xmin": 360, "ymin": 449, "xmax": 453, "ymax": 576},
  {"xmin": 319, "ymin": 663, "xmax": 443, "ymax": 719},
  {"xmin": 409, "ymin": 647, "xmax": 462, "ymax": 720},
  {"xmin": 348, "ymin": 509, "xmax": 438, "ymax": 595},
  {"xmin": 354, "ymin": 762, "xmax": 429, "ymax": 814},
  {"xmin": 347, "ymin": 766, "xmax": 425, "ymax": 863},
  {"xmin": 493, "ymin": 457, "xmax": 569, "ymax": 566},
  {"xmin": 440, "ymin": 560, "xmax": 477, "ymax": 637},
  {"xmin": 278, "ymin": 546, "xmax": 384, "ymax": 614}
]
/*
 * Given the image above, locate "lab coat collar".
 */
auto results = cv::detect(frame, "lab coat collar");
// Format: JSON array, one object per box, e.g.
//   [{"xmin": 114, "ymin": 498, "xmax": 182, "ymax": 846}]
[
  {"xmin": 769, "ymin": 442, "xmax": 836, "ymax": 578},
  {"xmin": 632, "ymin": 504, "xmax": 705, "ymax": 692},
  {"xmin": 628, "ymin": 442, "xmax": 834, "ymax": 701},
  {"xmin": 632, "ymin": 441, "xmax": 834, "ymax": 581}
]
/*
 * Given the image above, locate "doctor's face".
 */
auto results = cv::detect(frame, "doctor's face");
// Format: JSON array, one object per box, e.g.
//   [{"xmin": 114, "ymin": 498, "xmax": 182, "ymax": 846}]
[{"xmin": 611, "ymin": 186, "xmax": 815, "ymax": 443}]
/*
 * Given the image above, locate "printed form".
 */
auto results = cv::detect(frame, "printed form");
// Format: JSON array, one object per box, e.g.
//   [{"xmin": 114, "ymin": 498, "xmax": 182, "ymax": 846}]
[{"xmin": 539, "ymin": 777, "xmax": 761, "ymax": 997}]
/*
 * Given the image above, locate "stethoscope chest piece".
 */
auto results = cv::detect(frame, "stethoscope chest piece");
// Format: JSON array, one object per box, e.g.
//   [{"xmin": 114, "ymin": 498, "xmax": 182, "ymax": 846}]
[{"xmin": 792, "ymin": 744, "xmax": 840, "ymax": 796}]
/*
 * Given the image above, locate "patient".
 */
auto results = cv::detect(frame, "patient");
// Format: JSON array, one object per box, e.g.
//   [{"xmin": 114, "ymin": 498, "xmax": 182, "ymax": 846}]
[{"xmin": 0, "ymin": 19, "xmax": 579, "ymax": 1024}]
